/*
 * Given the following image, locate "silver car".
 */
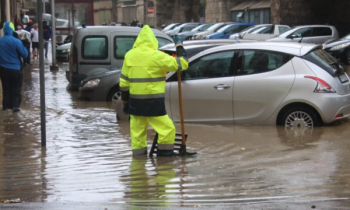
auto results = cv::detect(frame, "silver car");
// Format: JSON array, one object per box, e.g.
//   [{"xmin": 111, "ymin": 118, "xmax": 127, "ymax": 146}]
[
  {"xmin": 176, "ymin": 24, "xmax": 214, "ymax": 41},
  {"xmin": 267, "ymin": 25, "xmax": 339, "ymax": 44},
  {"xmin": 80, "ymin": 40, "xmax": 245, "ymax": 101},
  {"xmin": 117, "ymin": 42, "xmax": 350, "ymax": 128}
]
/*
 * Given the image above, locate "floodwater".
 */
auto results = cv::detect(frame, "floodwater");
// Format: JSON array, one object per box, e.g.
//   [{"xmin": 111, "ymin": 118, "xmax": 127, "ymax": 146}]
[{"xmin": 0, "ymin": 60, "xmax": 350, "ymax": 208}]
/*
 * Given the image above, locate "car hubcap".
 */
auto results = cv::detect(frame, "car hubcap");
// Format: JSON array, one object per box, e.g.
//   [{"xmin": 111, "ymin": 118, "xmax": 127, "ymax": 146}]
[
  {"xmin": 112, "ymin": 91, "xmax": 121, "ymax": 102},
  {"xmin": 285, "ymin": 111, "xmax": 313, "ymax": 129}
]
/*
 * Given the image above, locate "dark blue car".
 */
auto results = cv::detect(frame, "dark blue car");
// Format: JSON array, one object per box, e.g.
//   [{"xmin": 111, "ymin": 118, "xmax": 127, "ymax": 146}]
[{"xmin": 205, "ymin": 23, "xmax": 256, "ymax": 39}]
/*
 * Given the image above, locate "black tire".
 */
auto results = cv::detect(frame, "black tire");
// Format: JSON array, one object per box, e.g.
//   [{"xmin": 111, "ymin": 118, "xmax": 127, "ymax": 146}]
[
  {"xmin": 106, "ymin": 86, "xmax": 120, "ymax": 102},
  {"xmin": 185, "ymin": 37, "xmax": 192, "ymax": 40},
  {"xmin": 279, "ymin": 106, "xmax": 321, "ymax": 128}
]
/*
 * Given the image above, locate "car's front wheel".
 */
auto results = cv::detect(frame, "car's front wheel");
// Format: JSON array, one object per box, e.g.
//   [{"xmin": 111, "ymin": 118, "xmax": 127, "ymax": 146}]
[
  {"xmin": 106, "ymin": 86, "xmax": 120, "ymax": 102},
  {"xmin": 280, "ymin": 106, "xmax": 321, "ymax": 129}
]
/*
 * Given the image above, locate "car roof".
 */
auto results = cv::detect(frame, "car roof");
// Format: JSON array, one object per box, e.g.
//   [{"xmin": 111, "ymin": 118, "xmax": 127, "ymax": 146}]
[
  {"xmin": 159, "ymin": 39, "xmax": 254, "ymax": 50},
  {"xmin": 294, "ymin": 25, "xmax": 335, "ymax": 28},
  {"xmin": 76, "ymin": 26, "xmax": 172, "ymax": 41},
  {"xmin": 198, "ymin": 42, "xmax": 321, "ymax": 57}
]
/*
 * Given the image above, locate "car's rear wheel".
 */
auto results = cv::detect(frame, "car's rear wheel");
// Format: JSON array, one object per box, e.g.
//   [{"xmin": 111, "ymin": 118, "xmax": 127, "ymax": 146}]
[{"xmin": 280, "ymin": 106, "xmax": 321, "ymax": 129}]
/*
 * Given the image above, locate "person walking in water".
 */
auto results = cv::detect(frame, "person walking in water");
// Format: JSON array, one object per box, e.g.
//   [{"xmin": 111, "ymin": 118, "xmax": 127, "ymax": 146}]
[
  {"xmin": 43, "ymin": 21, "xmax": 51, "ymax": 59},
  {"xmin": 0, "ymin": 22, "xmax": 28, "ymax": 112}
]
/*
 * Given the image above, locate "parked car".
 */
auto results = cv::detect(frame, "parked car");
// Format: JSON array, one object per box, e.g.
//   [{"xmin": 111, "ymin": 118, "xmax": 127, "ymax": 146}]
[
  {"xmin": 56, "ymin": 43, "xmax": 71, "ymax": 61},
  {"xmin": 80, "ymin": 39, "xmax": 248, "ymax": 102},
  {"xmin": 176, "ymin": 23, "xmax": 214, "ymax": 41},
  {"xmin": 192, "ymin": 22, "xmax": 233, "ymax": 40},
  {"xmin": 66, "ymin": 26, "xmax": 173, "ymax": 88},
  {"xmin": 162, "ymin": 23, "xmax": 182, "ymax": 32},
  {"xmin": 165, "ymin": 23, "xmax": 202, "ymax": 39},
  {"xmin": 323, "ymin": 34, "xmax": 350, "ymax": 64},
  {"xmin": 117, "ymin": 42, "xmax": 350, "ymax": 127},
  {"xmin": 267, "ymin": 25, "xmax": 339, "ymax": 44},
  {"xmin": 204, "ymin": 23, "xmax": 255, "ymax": 39},
  {"xmin": 237, "ymin": 24, "xmax": 290, "ymax": 41}
]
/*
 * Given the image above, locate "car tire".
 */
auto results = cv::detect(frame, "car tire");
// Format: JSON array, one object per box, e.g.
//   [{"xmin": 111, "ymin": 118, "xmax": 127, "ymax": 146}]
[
  {"xmin": 185, "ymin": 37, "xmax": 191, "ymax": 40},
  {"xmin": 279, "ymin": 106, "xmax": 321, "ymax": 129},
  {"xmin": 106, "ymin": 86, "xmax": 120, "ymax": 102}
]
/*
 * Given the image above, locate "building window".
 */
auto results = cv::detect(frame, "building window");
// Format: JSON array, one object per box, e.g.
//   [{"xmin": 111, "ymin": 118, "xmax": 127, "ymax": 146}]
[{"xmin": 232, "ymin": 9, "xmax": 270, "ymax": 24}]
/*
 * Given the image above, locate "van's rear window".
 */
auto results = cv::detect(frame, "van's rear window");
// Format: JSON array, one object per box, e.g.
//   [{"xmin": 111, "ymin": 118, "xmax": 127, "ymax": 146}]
[{"xmin": 302, "ymin": 49, "xmax": 344, "ymax": 76}]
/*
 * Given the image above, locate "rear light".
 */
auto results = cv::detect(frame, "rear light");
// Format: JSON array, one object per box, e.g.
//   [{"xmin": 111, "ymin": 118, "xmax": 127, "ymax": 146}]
[
  {"xmin": 335, "ymin": 113, "xmax": 344, "ymax": 119},
  {"xmin": 304, "ymin": 76, "xmax": 336, "ymax": 93},
  {"xmin": 72, "ymin": 46, "xmax": 78, "ymax": 73}
]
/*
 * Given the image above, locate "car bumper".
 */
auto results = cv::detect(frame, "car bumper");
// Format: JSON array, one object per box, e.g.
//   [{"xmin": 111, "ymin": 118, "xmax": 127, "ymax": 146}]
[
  {"xmin": 56, "ymin": 52, "xmax": 70, "ymax": 61},
  {"xmin": 309, "ymin": 92, "xmax": 350, "ymax": 124},
  {"xmin": 78, "ymin": 85, "xmax": 106, "ymax": 101},
  {"xmin": 66, "ymin": 70, "xmax": 87, "ymax": 87}
]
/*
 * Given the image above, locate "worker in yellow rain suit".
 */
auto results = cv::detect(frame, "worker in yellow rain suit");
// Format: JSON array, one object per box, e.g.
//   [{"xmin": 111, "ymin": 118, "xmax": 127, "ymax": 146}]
[{"xmin": 119, "ymin": 25, "xmax": 188, "ymax": 156}]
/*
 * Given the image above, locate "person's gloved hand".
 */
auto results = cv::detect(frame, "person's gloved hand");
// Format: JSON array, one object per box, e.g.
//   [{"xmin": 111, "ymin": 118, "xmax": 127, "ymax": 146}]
[
  {"xmin": 174, "ymin": 35, "xmax": 183, "ymax": 46},
  {"xmin": 123, "ymin": 102, "xmax": 130, "ymax": 115}
]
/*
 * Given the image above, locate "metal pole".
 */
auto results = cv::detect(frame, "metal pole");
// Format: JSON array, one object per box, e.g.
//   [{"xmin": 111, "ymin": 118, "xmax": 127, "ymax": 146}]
[
  {"xmin": 37, "ymin": 0, "xmax": 47, "ymax": 147},
  {"xmin": 50, "ymin": 0, "xmax": 58, "ymax": 70},
  {"xmin": 43, "ymin": 0, "xmax": 45, "ymax": 14}
]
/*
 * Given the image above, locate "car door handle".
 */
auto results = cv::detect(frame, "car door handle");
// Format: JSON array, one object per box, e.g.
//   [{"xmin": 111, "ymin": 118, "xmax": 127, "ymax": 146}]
[{"xmin": 214, "ymin": 84, "xmax": 231, "ymax": 90}]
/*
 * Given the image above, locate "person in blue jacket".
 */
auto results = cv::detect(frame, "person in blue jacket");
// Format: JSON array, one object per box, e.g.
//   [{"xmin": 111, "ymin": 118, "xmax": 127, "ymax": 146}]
[
  {"xmin": 0, "ymin": 21, "xmax": 28, "ymax": 112},
  {"xmin": 43, "ymin": 21, "xmax": 51, "ymax": 58}
]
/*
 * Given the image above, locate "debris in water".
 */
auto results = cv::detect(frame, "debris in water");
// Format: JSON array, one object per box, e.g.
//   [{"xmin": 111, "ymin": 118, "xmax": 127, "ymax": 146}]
[{"xmin": 1, "ymin": 198, "xmax": 24, "ymax": 204}]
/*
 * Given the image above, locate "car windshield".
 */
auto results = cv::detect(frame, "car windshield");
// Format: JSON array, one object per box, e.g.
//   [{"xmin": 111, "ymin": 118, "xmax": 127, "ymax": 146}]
[
  {"xmin": 274, "ymin": 26, "xmax": 298, "ymax": 37},
  {"xmin": 193, "ymin": 24, "xmax": 213, "ymax": 32},
  {"xmin": 217, "ymin": 25, "xmax": 232, "ymax": 33},
  {"xmin": 240, "ymin": 25, "xmax": 256, "ymax": 33},
  {"xmin": 163, "ymin": 23, "xmax": 178, "ymax": 30},
  {"xmin": 206, "ymin": 23, "xmax": 223, "ymax": 31},
  {"xmin": 303, "ymin": 49, "xmax": 344, "ymax": 76},
  {"xmin": 192, "ymin": 25, "xmax": 205, "ymax": 32}
]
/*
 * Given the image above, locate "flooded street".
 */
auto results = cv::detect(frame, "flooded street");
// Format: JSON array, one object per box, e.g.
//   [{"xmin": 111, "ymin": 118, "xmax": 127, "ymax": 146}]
[{"xmin": 1, "ymin": 60, "xmax": 350, "ymax": 208}]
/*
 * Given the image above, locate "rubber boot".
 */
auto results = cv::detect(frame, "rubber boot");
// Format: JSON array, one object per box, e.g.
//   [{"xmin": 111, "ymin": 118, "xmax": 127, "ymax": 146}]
[{"xmin": 157, "ymin": 149, "xmax": 174, "ymax": 157}]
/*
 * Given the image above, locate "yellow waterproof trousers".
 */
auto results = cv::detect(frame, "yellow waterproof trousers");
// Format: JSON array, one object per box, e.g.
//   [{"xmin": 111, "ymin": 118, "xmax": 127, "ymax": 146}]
[{"xmin": 130, "ymin": 115, "xmax": 175, "ymax": 155}]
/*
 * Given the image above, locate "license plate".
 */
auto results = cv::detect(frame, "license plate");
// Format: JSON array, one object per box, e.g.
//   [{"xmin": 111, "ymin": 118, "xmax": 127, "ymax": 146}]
[{"xmin": 338, "ymin": 74, "xmax": 349, "ymax": 83}]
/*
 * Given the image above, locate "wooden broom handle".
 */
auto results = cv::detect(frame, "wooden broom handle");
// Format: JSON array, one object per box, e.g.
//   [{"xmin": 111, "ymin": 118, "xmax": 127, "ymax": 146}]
[{"xmin": 177, "ymin": 70, "xmax": 186, "ymax": 146}]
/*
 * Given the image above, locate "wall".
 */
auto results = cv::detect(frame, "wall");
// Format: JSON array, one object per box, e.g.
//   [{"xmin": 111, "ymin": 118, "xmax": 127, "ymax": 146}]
[
  {"xmin": 205, "ymin": 0, "xmax": 247, "ymax": 23},
  {"xmin": 94, "ymin": 0, "xmax": 112, "ymax": 25}
]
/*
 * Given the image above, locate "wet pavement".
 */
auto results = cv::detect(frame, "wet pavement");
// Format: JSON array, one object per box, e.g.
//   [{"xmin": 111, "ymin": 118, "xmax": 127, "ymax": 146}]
[{"xmin": 1, "ymin": 57, "xmax": 350, "ymax": 209}]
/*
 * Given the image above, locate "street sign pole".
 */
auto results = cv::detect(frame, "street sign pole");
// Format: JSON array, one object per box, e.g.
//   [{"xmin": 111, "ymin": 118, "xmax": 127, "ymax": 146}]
[
  {"xmin": 37, "ymin": 0, "xmax": 47, "ymax": 147},
  {"xmin": 50, "ymin": 0, "xmax": 58, "ymax": 71}
]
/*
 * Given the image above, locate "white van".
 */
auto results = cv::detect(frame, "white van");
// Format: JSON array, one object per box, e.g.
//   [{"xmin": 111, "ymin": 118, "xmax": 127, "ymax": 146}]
[{"xmin": 66, "ymin": 26, "xmax": 173, "ymax": 87}]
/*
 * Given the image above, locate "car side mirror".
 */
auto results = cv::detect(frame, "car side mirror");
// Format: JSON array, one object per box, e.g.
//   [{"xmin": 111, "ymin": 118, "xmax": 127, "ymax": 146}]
[{"xmin": 290, "ymin": 34, "xmax": 297, "ymax": 39}]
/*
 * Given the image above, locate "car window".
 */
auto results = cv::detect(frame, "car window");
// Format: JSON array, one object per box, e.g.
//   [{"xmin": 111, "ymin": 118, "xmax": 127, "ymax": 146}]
[
  {"xmin": 290, "ymin": 27, "xmax": 313, "ymax": 38},
  {"xmin": 225, "ymin": 25, "xmax": 241, "ymax": 34},
  {"xmin": 313, "ymin": 27, "xmax": 332, "ymax": 36},
  {"xmin": 181, "ymin": 26, "xmax": 195, "ymax": 32},
  {"xmin": 254, "ymin": 26, "xmax": 273, "ymax": 34},
  {"xmin": 237, "ymin": 50, "xmax": 293, "ymax": 76},
  {"xmin": 214, "ymin": 24, "xmax": 227, "ymax": 32},
  {"xmin": 83, "ymin": 36, "xmax": 108, "ymax": 59},
  {"xmin": 115, "ymin": 37, "xmax": 135, "ymax": 59},
  {"xmin": 114, "ymin": 36, "xmax": 172, "ymax": 59},
  {"xmin": 239, "ymin": 25, "xmax": 251, "ymax": 32},
  {"xmin": 157, "ymin": 37, "xmax": 172, "ymax": 48},
  {"xmin": 184, "ymin": 51, "xmax": 235, "ymax": 80},
  {"xmin": 302, "ymin": 49, "xmax": 344, "ymax": 76},
  {"xmin": 278, "ymin": 26, "xmax": 289, "ymax": 34}
]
